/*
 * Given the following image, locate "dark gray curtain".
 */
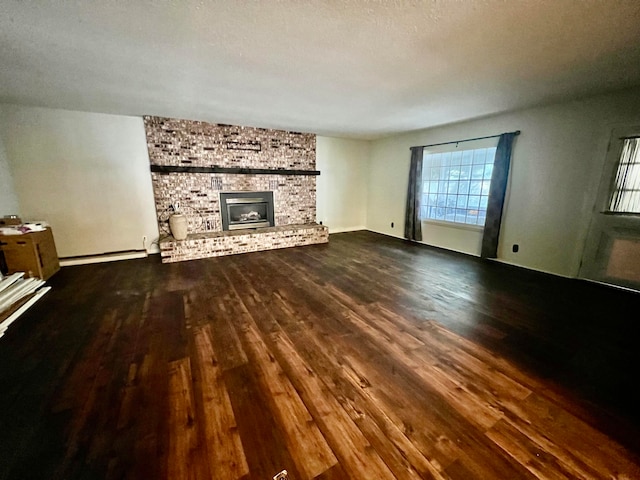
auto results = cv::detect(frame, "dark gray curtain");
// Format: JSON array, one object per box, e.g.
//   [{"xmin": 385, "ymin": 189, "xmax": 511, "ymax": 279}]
[
  {"xmin": 404, "ymin": 147, "xmax": 423, "ymax": 241},
  {"xmin": 481, "ymin": 132, "xmax": 518, "ymax": 258}
]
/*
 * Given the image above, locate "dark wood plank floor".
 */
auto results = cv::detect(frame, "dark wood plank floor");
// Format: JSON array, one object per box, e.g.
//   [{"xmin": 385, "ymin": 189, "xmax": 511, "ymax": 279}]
[{"xmin": 1, "ymin": 231, "xmax": 640, "ymax": 479}]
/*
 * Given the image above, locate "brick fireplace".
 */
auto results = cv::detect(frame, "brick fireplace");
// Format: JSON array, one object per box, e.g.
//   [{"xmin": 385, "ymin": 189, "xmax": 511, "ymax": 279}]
[{"xmin": 144, "ymin": 116, "xmax": 328, "ymax": 262}]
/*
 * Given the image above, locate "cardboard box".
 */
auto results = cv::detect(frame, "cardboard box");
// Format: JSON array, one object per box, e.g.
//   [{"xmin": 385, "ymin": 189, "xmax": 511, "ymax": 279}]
[{"xmin": 0, "ymin": 228, "xmax": 60, "ymax": 280}]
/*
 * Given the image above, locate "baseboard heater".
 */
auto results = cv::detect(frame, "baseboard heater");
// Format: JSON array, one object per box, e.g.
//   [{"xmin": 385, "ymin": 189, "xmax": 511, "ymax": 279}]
[{"xmin": 59, "ymin": 249, "xmax": 148, "ymax": 267}]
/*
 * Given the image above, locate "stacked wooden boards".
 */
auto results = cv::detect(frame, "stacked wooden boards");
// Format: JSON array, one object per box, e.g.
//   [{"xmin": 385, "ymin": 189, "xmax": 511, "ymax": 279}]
[{"xmin": 0, "ymin": 272, "xmax": 50, "ymax": 338}]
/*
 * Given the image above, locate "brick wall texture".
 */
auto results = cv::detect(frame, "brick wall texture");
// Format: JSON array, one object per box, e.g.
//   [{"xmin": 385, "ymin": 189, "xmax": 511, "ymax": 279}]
[{"xmin": 144, "ymin": 116, "xmax": 317, "ymax": 235}]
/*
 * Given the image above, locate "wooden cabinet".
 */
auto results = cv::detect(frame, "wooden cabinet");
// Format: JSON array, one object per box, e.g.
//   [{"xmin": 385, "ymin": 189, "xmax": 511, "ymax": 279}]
[{"xmin": 0, "ymin": 228, "xmax": 60, "ymax": 280}]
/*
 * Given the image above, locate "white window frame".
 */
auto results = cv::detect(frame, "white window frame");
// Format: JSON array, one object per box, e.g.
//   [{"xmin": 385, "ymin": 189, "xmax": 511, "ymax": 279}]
[
  {"xmin": 606, "ymin": 136, "xmax": 640, "ymax": 215},
  {"xmin": 420, "ymin": 137, "xmax": 498, "ymax": 229}
]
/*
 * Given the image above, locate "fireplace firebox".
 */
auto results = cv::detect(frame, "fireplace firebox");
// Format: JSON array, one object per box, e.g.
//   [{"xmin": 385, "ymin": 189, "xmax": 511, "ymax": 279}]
[{"xmin": 220, "ymin": 191, "xmax": 275, "ymax": 231}]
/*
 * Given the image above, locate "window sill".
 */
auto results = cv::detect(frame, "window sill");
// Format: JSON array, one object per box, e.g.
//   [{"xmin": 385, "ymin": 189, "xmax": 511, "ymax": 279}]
[
  {"xmin": 601, "ymin": 211, "xmax": 640, "ymax": 217},
  {"xmin": 421, "ymin": 219, "xmax": 485, "ymax": 232}
]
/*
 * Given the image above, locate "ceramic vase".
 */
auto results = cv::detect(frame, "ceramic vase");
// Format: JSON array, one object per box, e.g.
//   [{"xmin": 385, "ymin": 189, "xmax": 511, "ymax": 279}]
[{"xmin": 169, "ymin": 214, "xmax": 188, "ymax": 240}]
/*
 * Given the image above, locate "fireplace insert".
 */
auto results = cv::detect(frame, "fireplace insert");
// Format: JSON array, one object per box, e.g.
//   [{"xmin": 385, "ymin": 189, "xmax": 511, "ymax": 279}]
[{"xmin": 220, "ymin": 191, "xmax": 275, "ymax": 231}]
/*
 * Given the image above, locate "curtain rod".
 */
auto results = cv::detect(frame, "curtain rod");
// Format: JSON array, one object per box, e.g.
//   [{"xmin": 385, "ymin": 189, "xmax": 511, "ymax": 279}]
[{"xmin": 412, "ymin": 130, "xmax": 521, "ymax": 150}]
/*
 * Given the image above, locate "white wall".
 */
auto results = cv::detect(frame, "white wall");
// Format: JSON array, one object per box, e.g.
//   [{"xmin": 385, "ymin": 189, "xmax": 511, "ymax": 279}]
[
  {"xmin": 316, "ymin": 136, "xmax": 369, "ymax": 233},
  {"xmin": 0, "ymin": 135, "xmax": 20, "ymax": 215},
  {"xmin": 367, "ymin": 87, "xmax": 640, "ymax": 277},
  {"xmin": 0, "ymin": 105, "xmax": 160, "ymax": 258}
]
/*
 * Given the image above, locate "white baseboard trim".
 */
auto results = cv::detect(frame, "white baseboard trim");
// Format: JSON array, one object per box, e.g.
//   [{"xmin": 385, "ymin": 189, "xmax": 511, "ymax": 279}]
[
  {"xmin": 419, "ymin": 242, "xmax": 480, "ymax": 257},
  {"xmin": 580, "ymin": 277, "xmax": 640, "ymax": 293},
  {"xmin": 365, "ymin": 228, "xmax": 406, "ymax": 240},
  {"xmin": 328, "ymin": 226, "xmax": 367, "ymax": 234},
  {"xmin": 60, "ymin": 250, "xmax": 149, "ymax": 267},
  {"xmin": 490, "ymin": 258, "xmax": 574, "ymax": 279},
  {"xmin": 367, "ymin": 229, "xmax": 481, "ymax": 256}
]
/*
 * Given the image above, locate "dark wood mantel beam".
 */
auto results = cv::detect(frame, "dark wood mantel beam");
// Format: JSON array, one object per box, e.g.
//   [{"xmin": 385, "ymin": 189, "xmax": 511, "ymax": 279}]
[{"xmin": 150, "ymin": 165, "xmax": 320, "ymax": 176}]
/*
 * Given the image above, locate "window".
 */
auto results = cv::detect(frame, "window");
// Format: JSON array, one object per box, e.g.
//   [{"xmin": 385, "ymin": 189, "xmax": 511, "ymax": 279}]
[
  {"xmin": 608, "ymin": 137, "xmax": 640, "ymax": 213},
  {"xmin": 420, "ymin": 145, "xmax": 497, "ymax": 226}
]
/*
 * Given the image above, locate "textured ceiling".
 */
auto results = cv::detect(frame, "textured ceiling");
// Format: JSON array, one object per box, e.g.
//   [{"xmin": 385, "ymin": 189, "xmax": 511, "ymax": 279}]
[{"xmin": 1, "ymin": 0, "xmax": 640, "ymax": 139}]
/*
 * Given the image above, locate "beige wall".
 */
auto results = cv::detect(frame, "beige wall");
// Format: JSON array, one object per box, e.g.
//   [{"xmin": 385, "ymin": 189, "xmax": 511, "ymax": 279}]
[
  {"xmin": 0, "ymin": 105, "xmax": 160, "ymax": 258},
  {"xmin": 316, "ymin": 136, "xmax": 369, "ymax": 233},
  {"xmin": 366, "ymin": 86, "xmax": 640, "ymax": 277},
  {"xmin": 0, "ymin": 135, "xmax": 20, "ymax": 216}
]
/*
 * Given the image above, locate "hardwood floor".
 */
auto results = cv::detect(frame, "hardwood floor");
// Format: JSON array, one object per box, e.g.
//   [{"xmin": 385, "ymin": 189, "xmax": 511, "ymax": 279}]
[{"xmin": 1, "ymin": 230, "xmax": 640, "ymax": 479}]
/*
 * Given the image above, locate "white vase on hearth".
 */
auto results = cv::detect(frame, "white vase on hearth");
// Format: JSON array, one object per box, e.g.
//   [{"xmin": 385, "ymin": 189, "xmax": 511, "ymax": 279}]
[{"xmin": 169, "ymin": 214, "xmax": 188, "ymax": 240}]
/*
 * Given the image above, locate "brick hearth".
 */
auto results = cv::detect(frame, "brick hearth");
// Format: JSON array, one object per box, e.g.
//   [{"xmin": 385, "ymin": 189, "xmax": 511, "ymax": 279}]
[{"xmin": 159, "ymin": 224, "xmax": 328, "ymax": 263}]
